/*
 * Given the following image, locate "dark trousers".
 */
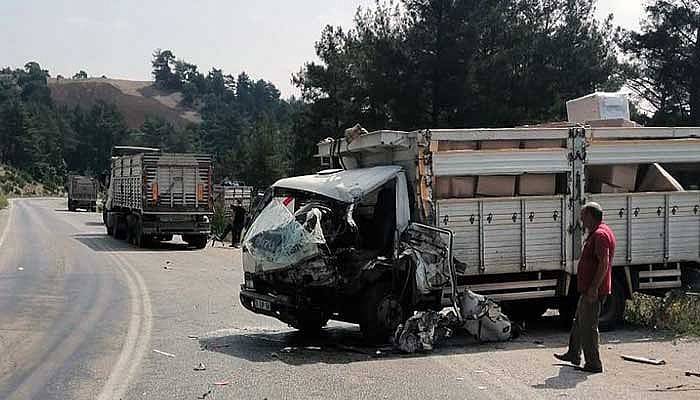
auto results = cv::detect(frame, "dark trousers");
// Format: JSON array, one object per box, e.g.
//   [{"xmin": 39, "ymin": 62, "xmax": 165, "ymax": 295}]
[
  {"xmin": 221, "ymin": 223, "xmax": 243, "ymax": 244},
  {"xmin": 566, "ymin": 296, "xmax": 603, "ymax": 369}
]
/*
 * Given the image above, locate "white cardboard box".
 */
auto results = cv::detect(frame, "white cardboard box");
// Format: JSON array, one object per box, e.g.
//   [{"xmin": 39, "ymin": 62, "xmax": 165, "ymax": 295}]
[
  {"xmin": 587, "ymin": 165, "xmax": 638, "ymax": 191},
  {"xmin": 477, "ymin": 176, "xmax": 516, "ymax": 197},
  {"xmin": 519, "ymin": 174, "xmax": 556, "ymax": 195},
  {"xmin": 566, "ymin": 92, "xmax": 630, "ymax": 123}
]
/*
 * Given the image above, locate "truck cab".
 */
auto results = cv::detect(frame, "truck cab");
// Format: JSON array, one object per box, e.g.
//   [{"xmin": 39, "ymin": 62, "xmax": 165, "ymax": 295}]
[{"xmin": 240, "ymin": 166, "xmax": 456, "ymax": 340}]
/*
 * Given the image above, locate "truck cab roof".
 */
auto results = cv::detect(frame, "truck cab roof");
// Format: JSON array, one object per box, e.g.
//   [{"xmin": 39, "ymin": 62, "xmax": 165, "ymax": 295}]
[{"xmin": 272, "ymin": 165, "xmax": 403, "ymax": 203}]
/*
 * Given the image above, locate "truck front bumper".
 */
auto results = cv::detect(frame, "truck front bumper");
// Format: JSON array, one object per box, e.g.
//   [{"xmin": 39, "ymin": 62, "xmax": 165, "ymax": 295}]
[
  {"xmin": 239, "ymin": 288, "xmax": 300, "ymax": 322},
  {"xmin": 142, "ymin": 219, "xmax": 211, "ymax": 235}
]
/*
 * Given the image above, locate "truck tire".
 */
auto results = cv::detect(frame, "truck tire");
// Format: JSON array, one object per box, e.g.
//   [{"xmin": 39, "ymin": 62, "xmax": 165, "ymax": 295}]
[
  {"xmin": 114, "ymin": 215, "xmax": 127, "ymax": 240},
  {"xmin": 134, "ymin": 222, "xmax": 151, "ymax": 249},
  {"xmin": 68, "ymin": 201, "xmax": 75, "ymax": 212},
  {"xmin": 360, "ymin": 282, "xmax": 405, "ymax": 343},
  {"xmin": 104, "ymin": 212, "xmax": 114, "ymax": 236},
  {"xmin": 184, "ymin": 234, "xmax": 208, "ymax": 249},
  {"xmin": 599, "ymin": 277, "xmax": 626, "ymax": 332}
]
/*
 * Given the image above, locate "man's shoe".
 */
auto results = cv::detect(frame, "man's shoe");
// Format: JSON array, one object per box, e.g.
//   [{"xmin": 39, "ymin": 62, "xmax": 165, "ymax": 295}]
[
  {"xmin": 553, "ymin": 353, "xmax": 581, "ymax": 366},
  {"xmin": 575, "ymin": 365, "xmax": 603, "ymax": 374}
]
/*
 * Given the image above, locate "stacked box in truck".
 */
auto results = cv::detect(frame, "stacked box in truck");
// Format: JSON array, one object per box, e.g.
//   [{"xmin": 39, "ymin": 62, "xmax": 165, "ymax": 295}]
[
  {"xmin": 67, "ymin": 175, "xmax": 98, "ymax": 211},
  {"xmin": 103, "ymin": 149, "xmax": 213, "ymax": 248}
]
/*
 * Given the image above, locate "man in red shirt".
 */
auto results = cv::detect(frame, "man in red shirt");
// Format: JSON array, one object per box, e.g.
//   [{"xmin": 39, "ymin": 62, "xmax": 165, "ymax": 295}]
[{"xmin": 555, "ymin": 202, "xmax": 616, "ymax": 373}]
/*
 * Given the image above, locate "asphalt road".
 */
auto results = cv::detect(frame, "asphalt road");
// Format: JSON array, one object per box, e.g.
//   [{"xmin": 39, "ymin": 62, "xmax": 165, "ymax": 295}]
[{"xmin": 1, "ymin": 198, "xmax": 699, "ymax": 399}]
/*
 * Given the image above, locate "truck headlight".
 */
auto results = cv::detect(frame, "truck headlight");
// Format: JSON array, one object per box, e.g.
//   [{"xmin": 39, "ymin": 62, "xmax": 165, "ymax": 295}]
[
  {"xmin": 244, "ymin": 272, "xmax": 255, "ymax": 289},
  {"xmin": 245, "ymin": 278, "xmax": 255, "ymax": 289}
]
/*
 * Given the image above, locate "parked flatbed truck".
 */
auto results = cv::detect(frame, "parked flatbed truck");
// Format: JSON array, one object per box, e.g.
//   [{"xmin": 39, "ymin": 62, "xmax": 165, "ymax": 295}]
[
  {"xmin": 67, "ymin": 175, "xmax": 98, "ymax": 211},
  {"xmin": 103, "ymin": 146, "xmax": 213, "ymax": 248},
  {"xmin": 239, "ymin": 125, "xmax": 700, "ymax": 340}
]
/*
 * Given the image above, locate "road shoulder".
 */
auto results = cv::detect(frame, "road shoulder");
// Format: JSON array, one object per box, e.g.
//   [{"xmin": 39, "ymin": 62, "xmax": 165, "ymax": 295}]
[{"xmin": 0, "ymin": 199, "xmax": 12, "ymax": 248}]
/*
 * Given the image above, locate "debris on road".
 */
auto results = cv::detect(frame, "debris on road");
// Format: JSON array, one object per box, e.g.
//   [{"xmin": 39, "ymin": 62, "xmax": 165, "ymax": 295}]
[
  {"xmin": 685, "ymin": 371, "xmax": 700, "ymax": 377},
  {"xmin": 280, "ymin": 346, "xmax": 298, "ymax": 354},
  {"xmin": 650, "ymin": 384, "xmax": 688, "ymax": 392},
  {"xmin": 392, "ymin": 290, "xmax": 512, "ymax": 353},
  {"xmin": 188, "ymin": 334, "xmax": 199, "ymax": 339},
  {"xmin": 621, "ymin": 354, "xmax": 666, "ymax": 365},
  {"xmin": 194, "ymin": 362, "xmax": 207, "ymax": 371},
  {"xmin": 460, "ymin": 291, "xmax": 512, "ymax": 342},
  {"xmin": 214, "ymin": 381, "xmax": 230, "ymax": 386},
  {"xmin": 153, "ymin": 349, "xmax": 176, "ymax": 358},
  {"xmin": 197, "ymin": 389, "xmax": 212, "ymax": 399},
  {"xmin": 392, "ymin": 310, "xmax": 458, "ymax": 353}
]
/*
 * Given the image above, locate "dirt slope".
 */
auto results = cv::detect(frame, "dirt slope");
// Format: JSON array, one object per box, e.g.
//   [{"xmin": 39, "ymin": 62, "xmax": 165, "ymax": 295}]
[{"xmin": 49, "ymin": 78, "xmax": 201, "ymax": 129}]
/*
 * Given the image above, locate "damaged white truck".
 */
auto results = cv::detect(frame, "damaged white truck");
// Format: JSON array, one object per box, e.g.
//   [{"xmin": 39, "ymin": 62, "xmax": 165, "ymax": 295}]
[{"xmin": 240, "ymin": 124, "xmax": 700, "ymax": 341}]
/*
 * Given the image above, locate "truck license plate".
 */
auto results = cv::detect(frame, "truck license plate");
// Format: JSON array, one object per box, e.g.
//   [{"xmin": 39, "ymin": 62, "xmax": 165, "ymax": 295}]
[{"xmin": 254, "ymin": 299, "xmax": 271, "ymax": 311}]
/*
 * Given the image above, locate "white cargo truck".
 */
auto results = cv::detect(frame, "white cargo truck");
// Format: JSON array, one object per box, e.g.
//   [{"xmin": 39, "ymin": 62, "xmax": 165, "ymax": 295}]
[{"xmin": 240, "ymin": 125, "xmax": 700, "ymax": 339}]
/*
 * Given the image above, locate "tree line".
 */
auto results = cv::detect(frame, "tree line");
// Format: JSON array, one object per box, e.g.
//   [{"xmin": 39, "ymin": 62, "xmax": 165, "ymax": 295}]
[{"xmin": 0, "ymin": 0, "xmax": 698, "ymax": 191}]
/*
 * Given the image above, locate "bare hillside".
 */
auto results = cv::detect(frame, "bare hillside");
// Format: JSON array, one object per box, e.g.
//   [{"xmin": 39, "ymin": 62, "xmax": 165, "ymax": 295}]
[{"xmin": 49, "ymin": 78, "xmax": 201, "ymax": 129}]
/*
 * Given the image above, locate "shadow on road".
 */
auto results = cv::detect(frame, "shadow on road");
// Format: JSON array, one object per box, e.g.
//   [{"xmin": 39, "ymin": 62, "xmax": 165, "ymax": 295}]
[
  {"xmin": 531, "ymin": 364, "xmax": 588, "ymax": 389},
  {"xmin": 84, "ymin": 222, "xmax": 104, "ymax": 226},
  {"xmin": 72, "ymin": 233, "xmax": 199, "ymax": 252},
  {"xmin": 54, "ymin": 209, "xmax": 98, "ymax": 214},
  {"xmin": 199, "ymin": 317, "xmax": 671, "ymax": 366}
]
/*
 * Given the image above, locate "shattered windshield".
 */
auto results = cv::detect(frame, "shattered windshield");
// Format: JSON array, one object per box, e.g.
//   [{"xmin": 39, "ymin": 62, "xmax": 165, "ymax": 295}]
[{"xmin": 242, "ymin": 198, "xmax": 326, "ymax": 270}]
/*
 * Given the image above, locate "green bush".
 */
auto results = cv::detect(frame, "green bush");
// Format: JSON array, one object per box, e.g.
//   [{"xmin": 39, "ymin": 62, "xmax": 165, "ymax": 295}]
[
  {"xmin": 211, "ymin": 202, "xmax": 229, "ymax": 238},
  {"xmin": 0, "ymin": 193, "xmax": 8, "ymax": 209},
  {"xmin": 625, "ymin": 291, "xmax": 700, "ymax": 336}
]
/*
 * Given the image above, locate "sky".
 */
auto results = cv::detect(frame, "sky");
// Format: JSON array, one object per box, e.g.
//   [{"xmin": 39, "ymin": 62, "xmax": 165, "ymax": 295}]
[{"xmin": 0, "ymin": 0, "xmax": 647, "ymax": 98}]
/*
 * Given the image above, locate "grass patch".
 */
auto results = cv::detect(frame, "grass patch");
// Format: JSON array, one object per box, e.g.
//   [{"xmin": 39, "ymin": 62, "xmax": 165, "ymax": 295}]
[
  {"xmin": 0, "ymin": 193, "xmax": 7, "ymax": 209},
  {"xmin": 625, "ymin": 290, "xmax": 700, "ymax": 336}
]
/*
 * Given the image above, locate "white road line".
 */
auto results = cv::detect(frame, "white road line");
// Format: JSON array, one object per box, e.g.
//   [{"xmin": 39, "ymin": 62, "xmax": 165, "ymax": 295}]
[
  {"xmin": 96, "ymin": 242, "xmax": 153, "ymax": 400},
  {"xmin": 0, "ymin": 199, "xmax": 14, "ymax": 249}
]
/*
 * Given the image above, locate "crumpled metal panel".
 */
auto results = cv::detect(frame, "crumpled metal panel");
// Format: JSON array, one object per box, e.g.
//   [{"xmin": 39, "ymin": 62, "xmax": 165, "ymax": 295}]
[
  {"xmin": 460, "ymin": 290, "xmax": 512, "ymax": 342},
  {"xmin": 392, "ymin": 310, "xmax": 460, "ymax": 353}
]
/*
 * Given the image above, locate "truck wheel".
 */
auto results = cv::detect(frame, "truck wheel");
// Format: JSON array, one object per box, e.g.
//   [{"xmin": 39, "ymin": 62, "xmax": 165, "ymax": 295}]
[
  {"xmin": 599, "ymin": 277, "xmax": 626, "ymax": 332},
  {"xmin": 185, "ymin": 235, "xmax": 208, "ymax": 249},
  {"xmin": 134, "ymin": 222, "xmax": 150, "ymax": 249},
  {"xmin": 114, "ymin": 216, "xmax": 127, "ymax": 240},
  {"xmin": 360, "ymin": 282, "xmax": 405, "ymax": 343},
  {"xmin": 68, "ymin": 201, "xmax": 74, "ymax": 211}
]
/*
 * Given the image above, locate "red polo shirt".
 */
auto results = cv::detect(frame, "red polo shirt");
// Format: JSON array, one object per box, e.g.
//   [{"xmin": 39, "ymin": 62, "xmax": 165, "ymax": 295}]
[{"xmin": 577, "ymin": 222, "xmax": 616, "ymax": 298}]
